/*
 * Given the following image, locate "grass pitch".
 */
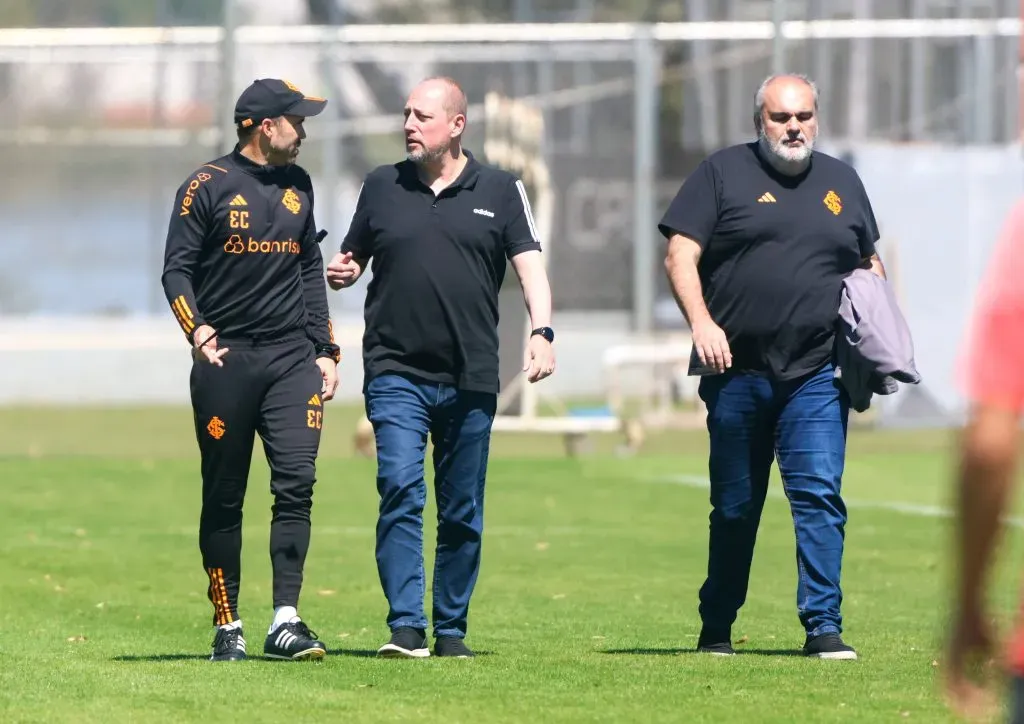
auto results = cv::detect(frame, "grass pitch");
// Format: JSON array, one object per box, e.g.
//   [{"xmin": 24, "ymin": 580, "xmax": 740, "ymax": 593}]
[{"xmin": 1, "ymin": 404, "xmax": 1022, "ymax": 722}]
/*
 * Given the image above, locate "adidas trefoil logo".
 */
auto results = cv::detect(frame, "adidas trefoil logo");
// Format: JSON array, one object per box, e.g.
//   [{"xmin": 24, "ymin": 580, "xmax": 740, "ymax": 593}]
[{"xmin": 757, "ymin": 192, "xmax": 777, "ymax": 204}]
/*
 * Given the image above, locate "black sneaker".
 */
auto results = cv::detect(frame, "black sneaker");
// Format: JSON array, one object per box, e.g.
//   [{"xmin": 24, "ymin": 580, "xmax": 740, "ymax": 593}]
[
  {"xmin": 803, "ymin": 633, "xmax": 857, "ymax": 660},
  {"xmin": 377, "ymin": 626, "xmax": 430, "ymax": 659},
  {"xmin": 210, "ymin": 627, "xmax": 247, "ymax": 661},
  {"xmin": 696, "ymin": 627, "xmax": 735, "ymax": 656},
  {"xmin": 263, "ymin": 621, "xmax": 326, "ymax": 661},
  {"xmin": 433, "ymin": 636, "xmax": 475, "ymax": 658}
]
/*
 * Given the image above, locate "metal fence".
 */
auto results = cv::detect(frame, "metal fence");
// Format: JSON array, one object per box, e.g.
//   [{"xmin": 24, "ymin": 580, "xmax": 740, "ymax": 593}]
[{"xmin": 0, "ymin": 10, "xmax": 1020, "ymax": 337}]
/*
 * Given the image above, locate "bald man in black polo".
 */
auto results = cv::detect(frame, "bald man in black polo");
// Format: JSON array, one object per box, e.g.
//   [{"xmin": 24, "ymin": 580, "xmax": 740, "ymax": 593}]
[{"xmin": 327, "ymin": 76, "xmax": 556, "ymax": 659}]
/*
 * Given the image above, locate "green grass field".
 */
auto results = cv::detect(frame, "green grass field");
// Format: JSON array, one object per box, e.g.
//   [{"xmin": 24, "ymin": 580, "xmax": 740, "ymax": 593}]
[{"xmin": 2, "ymin": 404, "xmax": 1023, "ymax": 723}]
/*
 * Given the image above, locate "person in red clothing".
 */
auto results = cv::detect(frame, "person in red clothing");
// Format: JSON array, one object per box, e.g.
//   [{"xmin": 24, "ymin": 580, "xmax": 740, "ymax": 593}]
[{"xmin": 947, "ymin": 197, "xmax": 1024, "ymax": 721}]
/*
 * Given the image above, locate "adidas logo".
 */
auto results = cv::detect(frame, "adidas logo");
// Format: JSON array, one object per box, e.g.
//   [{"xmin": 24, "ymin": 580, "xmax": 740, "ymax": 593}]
[
  {"xmin": 307, "ymin": 394, "xmax": 321, "ymax": 407},
  {"xmin": 757, "ymin": 192, "xmax": 777, "ymax": 203},
  {"xmin": 229, "ymin": 194, "xmax": 247, "ymax": 206}
]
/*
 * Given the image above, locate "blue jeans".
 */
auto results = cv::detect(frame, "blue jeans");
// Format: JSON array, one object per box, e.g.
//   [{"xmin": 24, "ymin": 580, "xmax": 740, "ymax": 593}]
[
  {"xmin": 364, "ymin": 373, "xmax": 496, "ymax": 639},
  {"xmin": 696, "ymin": 363, "xmax": 850, "ymax": 639}
]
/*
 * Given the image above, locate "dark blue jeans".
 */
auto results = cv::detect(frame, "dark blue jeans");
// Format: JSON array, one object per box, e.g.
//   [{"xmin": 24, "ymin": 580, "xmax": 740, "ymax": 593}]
[
  {"xmin": 696, "ymin": 363, "xmax": 850, "ymax": 639},
  {"xmin": 364, "ymin": 373, "xmax": 496, "ymax": 639}
]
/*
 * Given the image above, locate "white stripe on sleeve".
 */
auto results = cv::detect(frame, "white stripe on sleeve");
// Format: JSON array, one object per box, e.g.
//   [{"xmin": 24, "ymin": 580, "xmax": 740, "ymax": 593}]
[{"xmin": 514, "ymin": 179, "xmax": 539, "ymax": 242}]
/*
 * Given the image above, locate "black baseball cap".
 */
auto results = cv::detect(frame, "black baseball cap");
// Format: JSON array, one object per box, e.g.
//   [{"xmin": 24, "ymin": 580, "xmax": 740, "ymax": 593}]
[{"xmin": 234, "ymin": 78, "xmax": 328, "ymax": 129}]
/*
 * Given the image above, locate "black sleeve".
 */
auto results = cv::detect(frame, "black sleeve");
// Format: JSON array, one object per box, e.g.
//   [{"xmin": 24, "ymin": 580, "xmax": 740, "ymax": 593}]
[
  {"xmin": 339, "ymin": 179, "xmax": 373, "ymax": 259},
  {"xmin": 657, "ymin": 159, "xmax": 721, "ymax": 249},
  {"xmin": 299, "ymin": 184, "xmax": 340, "ymax": 362},
  {"xmin": 502, "ymin": 176, "xmax": 543, "ymax": 259},
  {"xmin": 161, "ymin": 171, "xmax": 212, "ymax": 342},
  {"xmin": 855, "ymin": 175, "xmax": 880, "ymax": 259}
]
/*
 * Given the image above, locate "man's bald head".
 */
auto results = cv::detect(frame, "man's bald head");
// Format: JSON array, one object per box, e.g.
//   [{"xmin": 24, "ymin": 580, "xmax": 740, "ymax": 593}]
[
  {"xmin": 753, "ymin": 74, "xmax": 818, "ymax": 132},
  {"xmin": 403, "ymin": 76, "xmax": 468, "ymax": 165},
  {"xmin": 413, "ymin": 76, "xmax": 468, "ymax": 122}
]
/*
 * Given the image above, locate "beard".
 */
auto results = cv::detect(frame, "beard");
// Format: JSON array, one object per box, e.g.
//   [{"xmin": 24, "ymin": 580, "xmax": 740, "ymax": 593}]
[
  {"xmin": 407, "ymin": 140, "xmax": 448, "ymax": 165},
  {"xmin": 266, "ymin": 139, "xmax": 300, "ymax": 166},
  {"xmin": 758, "ymin": 127, "xmax": 814, "ymax": 175}
]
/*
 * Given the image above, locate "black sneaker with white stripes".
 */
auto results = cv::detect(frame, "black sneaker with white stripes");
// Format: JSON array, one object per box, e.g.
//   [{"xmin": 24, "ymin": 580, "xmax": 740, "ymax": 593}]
[
  {"xmin": 377, "ymin": 627, "xmax": 430, "ymax": 658},
  {"xmin": 263, "ymin": 621, "xmax": 327, "ymax": 661},
  {"xmin": 210, "ymin": 627, "xmax": 247, "ymax": 662}
]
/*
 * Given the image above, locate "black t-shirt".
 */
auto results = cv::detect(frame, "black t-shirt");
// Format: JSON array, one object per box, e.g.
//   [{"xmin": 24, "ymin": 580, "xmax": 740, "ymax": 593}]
[
  {"xmin": 658, "ymin": 142, "xmax": 879, "ymax": 380},
  {"xmin": 341, "ymin": 152, "xmax": 542, "ymax": 393}
]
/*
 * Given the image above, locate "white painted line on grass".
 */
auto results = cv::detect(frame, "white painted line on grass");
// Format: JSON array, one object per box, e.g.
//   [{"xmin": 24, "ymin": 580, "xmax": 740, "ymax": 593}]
[{"xmin": 652, "ymin": 474, "xmax": 1024, "ymax": 529}]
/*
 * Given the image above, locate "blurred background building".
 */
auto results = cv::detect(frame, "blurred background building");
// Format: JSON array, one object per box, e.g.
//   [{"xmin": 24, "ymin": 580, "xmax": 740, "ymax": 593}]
[{"xmin": 0, "ymin": 0, "xmax": 1019, "ymax": 430}]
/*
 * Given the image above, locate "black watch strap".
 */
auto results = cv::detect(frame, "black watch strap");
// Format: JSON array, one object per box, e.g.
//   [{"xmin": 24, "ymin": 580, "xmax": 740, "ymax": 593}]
[
  {"xmin": 531, "ymin": 327, "xmax": 554, "ymax": 343},
  {"xmin": 315, "ymin": 343, "xmax": 341, "ymax": 363}
]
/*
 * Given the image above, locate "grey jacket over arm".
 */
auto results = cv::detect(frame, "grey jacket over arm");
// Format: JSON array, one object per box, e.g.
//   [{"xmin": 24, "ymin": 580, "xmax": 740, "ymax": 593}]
[{"xmin": 834, "ymin": 268, "xmax": 921, "ymax": 413}]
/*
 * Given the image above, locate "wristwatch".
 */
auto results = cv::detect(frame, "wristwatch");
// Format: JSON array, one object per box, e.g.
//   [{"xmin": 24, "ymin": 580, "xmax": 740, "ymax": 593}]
[
  {"xmin": 531, "ymin": 327, "xmax": 555, "ymax": 344},
  {"xmin": 315, "ymin": 343, "xmax": 341, "ymax": 364}
]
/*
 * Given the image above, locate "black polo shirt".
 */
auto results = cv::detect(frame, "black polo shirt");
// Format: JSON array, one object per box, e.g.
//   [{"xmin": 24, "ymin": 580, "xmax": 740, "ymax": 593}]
[
  {"xmin": 341, "ymin": 152, "xmax": 542, "ymax": 393},
  {"xmin": 658, "ymin": 142, "xmax": 879, "ymax": 381}
]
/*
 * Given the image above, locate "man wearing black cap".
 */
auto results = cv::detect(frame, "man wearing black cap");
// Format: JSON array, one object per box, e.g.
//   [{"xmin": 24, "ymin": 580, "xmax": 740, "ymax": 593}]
[{"xmin": 161, "ymin": 78, "xmax": 341, "ymax": 662}]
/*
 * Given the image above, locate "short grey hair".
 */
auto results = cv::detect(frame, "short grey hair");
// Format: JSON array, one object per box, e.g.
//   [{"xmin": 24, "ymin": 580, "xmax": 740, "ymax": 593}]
[{"xmin": 753, "ymin": 74, "xmax": 819, "ymax": 131}]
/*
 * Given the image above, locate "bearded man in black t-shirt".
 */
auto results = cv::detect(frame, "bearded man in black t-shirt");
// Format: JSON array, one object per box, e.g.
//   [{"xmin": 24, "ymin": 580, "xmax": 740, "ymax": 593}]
[{"xmin": 659, "ymin": 73, "xmax": 886, "ymax": 661}]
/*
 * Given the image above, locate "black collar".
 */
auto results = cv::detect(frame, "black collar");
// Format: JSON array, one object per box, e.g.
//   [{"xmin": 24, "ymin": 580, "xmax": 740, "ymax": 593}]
[
  {"xmin": 398, "ymin": 150, "xmax": 481, "ymax": 193},
  {"xmin": 230, "ymin": 145, "xmax": 291, "ymax": 178}
]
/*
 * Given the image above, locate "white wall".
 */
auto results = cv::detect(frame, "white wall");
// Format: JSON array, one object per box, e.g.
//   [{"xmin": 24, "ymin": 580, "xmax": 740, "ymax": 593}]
[{"xmin": 0, "ymin": 312, "xmax": 635, "ymax": 406}]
